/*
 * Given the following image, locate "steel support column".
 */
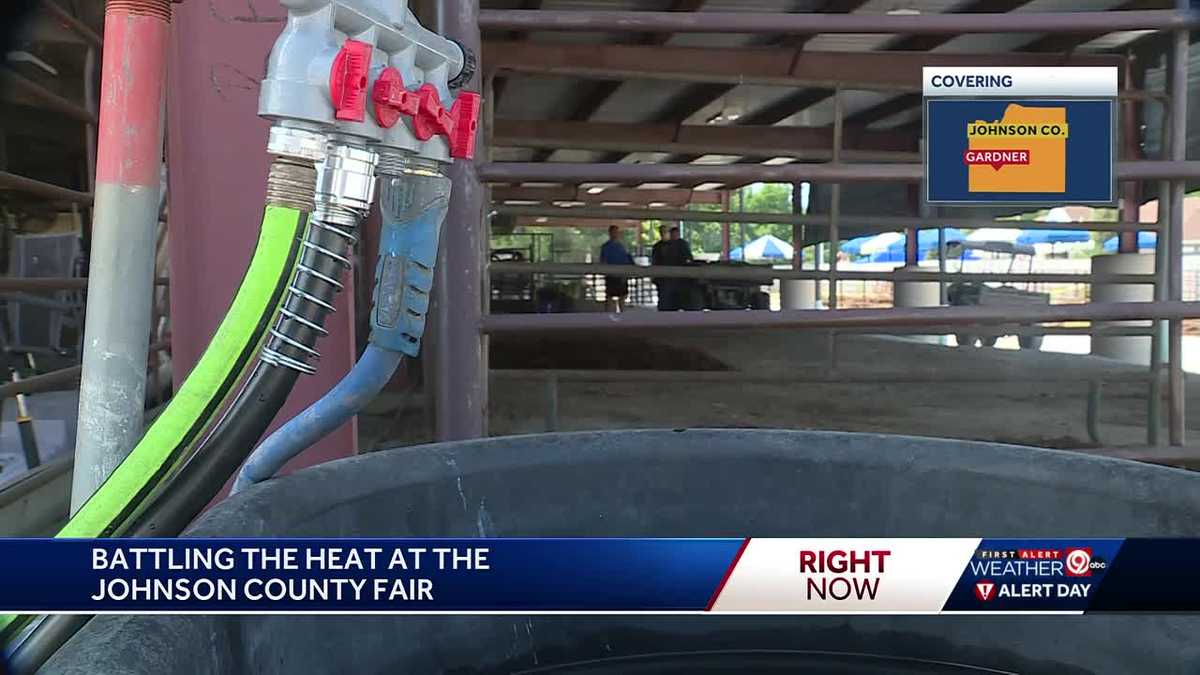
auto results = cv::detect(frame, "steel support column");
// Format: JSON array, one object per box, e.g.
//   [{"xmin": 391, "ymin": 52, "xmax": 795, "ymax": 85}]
[
  {"xmin": 829, "ymin": 88, "xmax": 842, "ymax": 310},
  {"xmin": 1167, "ymin": 5, "xmax": 1189, "ymax": 446},
  {"xmin": 1119, "ymin": 57, "xmax": 1142, "ymax": 253},
  {"xmin": 71, "ymin": 0, "xmax": 170, "ymax": 513},
  {"xmin": 433, "ymin": 0, "xmax": 487, "ymax": 440}
]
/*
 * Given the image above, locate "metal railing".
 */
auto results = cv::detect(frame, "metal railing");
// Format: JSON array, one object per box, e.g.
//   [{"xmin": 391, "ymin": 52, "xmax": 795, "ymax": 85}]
[{"xmin": 429, "ymin": 2, "xmax": 1200, "ymax": 447}]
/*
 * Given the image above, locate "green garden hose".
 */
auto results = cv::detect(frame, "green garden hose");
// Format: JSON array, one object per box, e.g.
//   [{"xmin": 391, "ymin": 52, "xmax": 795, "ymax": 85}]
[{"xmin": 0, "ymin": 205, "xmax": 308, "ymax": 645}]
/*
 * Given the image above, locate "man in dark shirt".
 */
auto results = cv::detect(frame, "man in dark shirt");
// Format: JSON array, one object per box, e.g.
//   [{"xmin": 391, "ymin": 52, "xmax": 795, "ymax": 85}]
[
  {"xmin": 650, "ymin": 225, "xmax": 670, "ymax": 310},
  {"xmin": 666, "ymin": 226, "xmax": 694, "ymax": 265},
  {"xmin": 654, "ymin": 226, "xmax": 695, "ymax": 310},
  {"xmin": 599, "ymin": 225, "xmax": 634, "ymax": 312}
]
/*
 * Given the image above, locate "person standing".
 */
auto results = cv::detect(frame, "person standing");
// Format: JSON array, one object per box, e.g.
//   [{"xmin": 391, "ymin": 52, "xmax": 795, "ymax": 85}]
[
  {"xmin": 668, "ymin": 226, "xmax": 694, "ymax": 264},
  {"xmin": 659, "ymin": 226, "xmax": 696, "ymax": 310},
  {"xmin": 650, "ymin": 224, "xmax": 671, "ymax": 310},
  {"xmin": 599, "ymin": 225, "xmax": 634, "ymax": 312}
]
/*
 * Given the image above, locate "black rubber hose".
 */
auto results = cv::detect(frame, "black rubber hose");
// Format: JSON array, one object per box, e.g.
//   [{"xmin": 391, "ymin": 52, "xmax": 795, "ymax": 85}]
[
  {"xmin": 10, "ymin": 365, "xmax": 300, "ymax": 671},
  {"xmin": 124, "ymin": 361, "xmax": 299, "ymax": 537},
  {"xmin": 126, "ymin": 211, "xmax": 354, "ymax": 537}
]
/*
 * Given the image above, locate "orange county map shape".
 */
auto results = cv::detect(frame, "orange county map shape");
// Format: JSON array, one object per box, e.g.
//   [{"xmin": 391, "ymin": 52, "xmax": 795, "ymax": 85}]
[{"xmin": 967, "ymin": 103, "xmax": 1066, "ymax": 193}]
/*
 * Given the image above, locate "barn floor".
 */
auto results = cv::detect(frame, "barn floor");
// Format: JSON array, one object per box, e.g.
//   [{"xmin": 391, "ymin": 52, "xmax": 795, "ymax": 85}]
[{"xmin": 359, "ymin": 327, "xmax": 1195, "ymax": 455}]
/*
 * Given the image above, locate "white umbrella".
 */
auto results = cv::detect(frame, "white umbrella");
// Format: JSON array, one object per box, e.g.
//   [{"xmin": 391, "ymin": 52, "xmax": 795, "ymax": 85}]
[
  {"xmin": 858, "ymin": 232, "xmax": 904, "ymax": 255},
  {"xmin": 1043, "ymin": 207, "xmax": 1072, "ymax": 223},
  {"xmin": 734, "ymin": 234, "xmax": 794, "ymax": 261},
  {"xmin": 967, "ymin": 228, "xmax": 1021, "ymax": 243}
]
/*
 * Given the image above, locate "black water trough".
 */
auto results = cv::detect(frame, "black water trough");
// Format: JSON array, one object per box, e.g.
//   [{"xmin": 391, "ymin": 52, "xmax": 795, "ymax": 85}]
[{"xmin": 45, "ymin": 430, "xmax": 1200, "ymax": 674}]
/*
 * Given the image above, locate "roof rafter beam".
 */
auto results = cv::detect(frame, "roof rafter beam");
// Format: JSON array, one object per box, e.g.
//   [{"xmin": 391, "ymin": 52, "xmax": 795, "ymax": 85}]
[
  {"xmin": 530, "ymin": 0, "xmax": 706, "ymax": 162},
  {"xmin": 491, "ymin": 185, "xmax": 726, "ymax": 206},
  {"xmin": 494, "ymin": 118, "xmax": 918, "ymax": 159},
  {"xmin": 479, "ymin": 8, "xmax": 1199, "ymax": 34},
  {"xmin": 842, "ymin": 0, "xmax": 1165, "ymax": 131},
  {"xmin": 482, "ymin": 42, "xmax": 1119, "ymax": 91},
  {"xmin": 490, "ymin": 0, "xmax": 542, "ymax": 108}
]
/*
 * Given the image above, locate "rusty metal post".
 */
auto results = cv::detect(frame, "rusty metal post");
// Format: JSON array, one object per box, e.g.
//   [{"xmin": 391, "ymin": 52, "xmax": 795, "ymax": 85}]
[
  {"xmin": 1167, "ymin": 8, "xmax": 1189, "ymax": 446},
  {"xmin": 792, "ymin": 181, "xmax": 803, "ymax": 271},
  {"xmin": 433, "ymin": 0, "xmax": 487, "ymax": 440},
  {"xmin": 1119, "ymin": 57, "xmax": 1142, "ymax": 253},
  {"xmin": 1150, "ymin": 177, "xmax": 1170, "ymax": 446},
  {"xmin": 83, "ymin": 45, "xmax": 97, "ymax": 194},
  {"xmin": 71, "ymin": 0, "xmax": 170, "ymax": 513},
  {"xmin": 829, "ymin": 87, "xmax": 842, "ymax": 310}
]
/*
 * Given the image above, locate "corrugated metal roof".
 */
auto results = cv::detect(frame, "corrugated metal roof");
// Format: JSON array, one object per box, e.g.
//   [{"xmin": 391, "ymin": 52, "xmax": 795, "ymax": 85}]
[{"xmin": 482, "ymin": 0, "xmax": 1185, "ymax": 193}]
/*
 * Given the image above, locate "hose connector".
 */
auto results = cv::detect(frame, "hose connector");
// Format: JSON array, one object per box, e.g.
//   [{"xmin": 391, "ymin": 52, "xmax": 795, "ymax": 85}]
[
  {"xmin": 370, "ymin": 152, "xmax": 450, "ymax": 356},
  {"xmin": 313, "ymin": 142, "xmax": 378, "ymax": 228},
  {"xmin": 265, "ymin": 125, "xmax": 325, "ymax": 211},
  {"xmin": 261, "ymin": 139, "xmax": 379, "ymax": 375}
]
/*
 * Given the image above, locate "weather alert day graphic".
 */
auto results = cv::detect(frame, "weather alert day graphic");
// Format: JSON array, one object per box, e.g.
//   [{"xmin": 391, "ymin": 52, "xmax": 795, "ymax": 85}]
[{"xmin": 923, "ymin": 67, "xmax": 1115, "ymax": 205}]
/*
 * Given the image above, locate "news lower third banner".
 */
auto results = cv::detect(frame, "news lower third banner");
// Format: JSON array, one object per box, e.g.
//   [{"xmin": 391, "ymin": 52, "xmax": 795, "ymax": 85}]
[{"xmin": 0, "ymin": 538, "xmax": 1196, "ymax": 614}]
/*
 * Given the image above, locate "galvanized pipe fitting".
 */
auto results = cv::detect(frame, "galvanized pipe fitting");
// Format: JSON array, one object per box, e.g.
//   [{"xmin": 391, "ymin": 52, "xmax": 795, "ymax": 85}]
[{"xmin": 313, "ymin": 142, "xmax": 379, "ymax": 227}]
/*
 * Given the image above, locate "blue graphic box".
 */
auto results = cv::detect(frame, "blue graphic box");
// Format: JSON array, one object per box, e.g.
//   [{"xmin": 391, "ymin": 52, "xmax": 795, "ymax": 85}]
[{"xmin": 924, "ymin": 98, "xmax": 1115, "ymax": 205}]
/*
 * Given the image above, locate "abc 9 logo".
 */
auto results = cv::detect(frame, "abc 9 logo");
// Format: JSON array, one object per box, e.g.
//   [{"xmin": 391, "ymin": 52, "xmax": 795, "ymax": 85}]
[{"xmin": 1065, "ymin": 548, "xmax": 1106, "ymax": 577}]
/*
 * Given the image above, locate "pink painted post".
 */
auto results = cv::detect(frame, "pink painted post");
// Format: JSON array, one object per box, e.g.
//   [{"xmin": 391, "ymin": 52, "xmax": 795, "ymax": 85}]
[
  {"xmin": 165, "ymin": 0, "xmax": 357, "ymax": 496},
  {"xmin": 72, "ymin": 0, "xmax": 173, "ymax": 512}
]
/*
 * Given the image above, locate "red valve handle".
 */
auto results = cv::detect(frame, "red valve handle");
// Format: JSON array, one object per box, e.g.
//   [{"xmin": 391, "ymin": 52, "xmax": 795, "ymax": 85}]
[
  {"xmin": 329, "ymin": 40, "xmax": 372, "ymax": 122},
  {"xmin": 372, "ymin": 67, "xmax": 420, "ymax": 129},
  {"xmin": 368, "ymin": 65, "xmax": 482, "ymax": 159},
  {"xmin": 411, "ymin": 84, "xmax": 481, "ymax": 160},
  {"xmin": 446, "ymin": 92, "xmax": 481, "ymax": 160}
]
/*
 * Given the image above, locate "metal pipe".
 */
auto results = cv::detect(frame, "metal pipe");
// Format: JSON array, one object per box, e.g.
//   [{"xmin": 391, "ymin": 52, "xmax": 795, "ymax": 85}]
[
  {"xmin": 491, "ymin": 204, "xmax": 1155, "ymax": 232},
  {"xmin": 478, "ymin": 9, "xmax": 1200, "ymax": 34},
  {"xmin": 40, "ymin": 0, "xmax": 104, "ymax": 47},
  {"xmin": 1168, "ymin": 8, "xmax": 1189, "ymax": 446},
  {"xmin": 479, "ymin": 160, "xmax": 1200, "ymax": 184},
  {"xmin": 0, "ymin": 277, "xmax": 166, "ymax": 293},
  {"xmin": 433, "ymin": 0, "xmax": 486, "ymax": 441},
  {"xmin": 0, "ymin": 365, "xmax": 81, "ymax": 399},
  {"xmin": 71, "ymin": 0, "xmax": 171, "ymax": 514},
  {"xmin": 1119, "ymin": 57, "xmax": 1141, "ymax": 254},
  {"xmin": 829, "ymin": 88, "xmax": 842, "ymax": 310},
  {"xmin": 481, "ymin": 301, "xmax": 1200, "ymax": 334},
  {"xmin": 491, "ymin": 369, "xmax": 1154, "ymax": 385},
  {"xmin": 0, "ymin": 171, "xmax": 93, "ymax": 204},
  {"xmin": 84, "ymin": 45, "xmax": 98, "ymax": 193},
  {"xmin": 489, "ymin": 261, "xmax": 1155, "ymax": 285},
  {"xmin": 1150, "ymin": 177, "xmax": 1170, "ymax": 446},
  {"xmin": 0, "ymin": 69, "xmax": 96, "ymax": 124}
]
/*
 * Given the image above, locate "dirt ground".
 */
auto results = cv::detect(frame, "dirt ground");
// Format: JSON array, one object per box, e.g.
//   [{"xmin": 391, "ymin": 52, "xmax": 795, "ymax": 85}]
[{"xmin": 359, "ymin": 326, "xmax": 1195, "ymax": 453}]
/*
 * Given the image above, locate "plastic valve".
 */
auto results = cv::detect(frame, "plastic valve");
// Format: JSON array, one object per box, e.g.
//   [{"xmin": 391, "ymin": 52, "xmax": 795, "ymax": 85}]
[
  {"xmin": 411, "ymin": 85, "xmax": 481, "ymax": 159},
  {"xmin": 329, "ymin": 40, "xmax": 372, "ymax": 122},
  {"xmin": 372, "ymin": 67, "xmax": 420, "ymax": 129},
  {"xmin": 446, "ymin": 92, "xmax": 481, "ymax": 160}
]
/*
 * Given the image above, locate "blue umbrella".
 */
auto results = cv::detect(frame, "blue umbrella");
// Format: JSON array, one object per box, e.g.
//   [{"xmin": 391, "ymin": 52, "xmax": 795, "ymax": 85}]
[
  {"xmin": 840, "ymin": 234, "xmax": 877, "ymax": 257},
  {"xmin": 1015, "ymin": 229, "xmax": 1091, "ymax": 245},
  {"xmin": 867, "ymin": 228, "xmax": 972, "ymax": 262},
  {"xmin": 1102, "ymin": 232, "xmax": 1157, "ymax": 253}
]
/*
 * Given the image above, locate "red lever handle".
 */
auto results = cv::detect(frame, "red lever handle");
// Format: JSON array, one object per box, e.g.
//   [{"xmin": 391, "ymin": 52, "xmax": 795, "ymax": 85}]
[
  {"xmin": 368, "ymin": 67, "xmax": 482, "ymax": 160},
  {"xmin": 372, "ymin": 67, "xmax": 420, "ymax": 129},
  {"xmin": 446, "ymin": 92, "xmax": 481, "ymax": 160},
  {"xmin": 329, "ymin": 40, "xmax": 372, "ymax": 122},
  {"xmin": 412, "ymin": 84, "xmax": 481, "ymax": 159}
]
